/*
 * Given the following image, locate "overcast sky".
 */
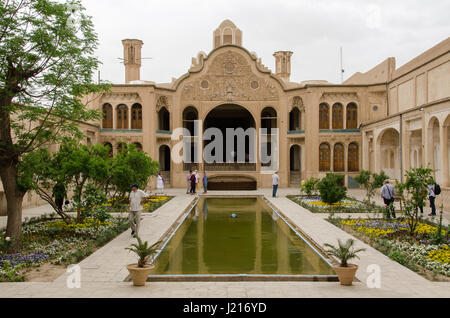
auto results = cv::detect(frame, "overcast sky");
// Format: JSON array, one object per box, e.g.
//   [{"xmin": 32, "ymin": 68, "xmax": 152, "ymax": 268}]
[{"xmin": 79, "ymin": 0, "xmax": 450, "ymax": 85}]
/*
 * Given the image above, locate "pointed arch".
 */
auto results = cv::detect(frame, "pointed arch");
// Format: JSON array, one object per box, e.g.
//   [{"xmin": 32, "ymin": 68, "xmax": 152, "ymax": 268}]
[
  {"xmin": 116, "ymin": 104, "xmax": 128, "ymax": 129},
  {"xmin": 332, "ymin": 103, "xmax": 344, "ymax": 129},
  {"xmin": 102, "ymin": 104, "xmax": 113, "ymax": 129},
  {"xmin": 319, "ymin": 103, "xmax": 329, "ymax": 129},
  {"xmin": 333, "ymin": 143, "xmax": 345, "ymax": 171},
  {"xmin": 131, "ymin": 104, "xmax": 142, "ymax": 129},
  {"xmin": 319, "ymin": 143, "xmax": 331, "ymax": 171},
  {"xmin": 346, "ymin": 103, "xmax": 358, "ymax": 129},
  {"xmin": 348, "ymin": 142, "xmax": 359, "ymax": 172}
]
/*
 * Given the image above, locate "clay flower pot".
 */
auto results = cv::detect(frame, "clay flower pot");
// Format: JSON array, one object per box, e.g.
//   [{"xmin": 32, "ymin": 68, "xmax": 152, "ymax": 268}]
[
  {"xmin": 126, "ymin": 263, "xmax": 155, "ymax": 286},
  {"xmin": 332, "ymin": 264, "xmax": 358, "ymax": 286}
]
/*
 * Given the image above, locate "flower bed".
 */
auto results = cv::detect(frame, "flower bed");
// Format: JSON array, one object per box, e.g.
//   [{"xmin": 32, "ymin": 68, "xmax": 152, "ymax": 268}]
[
  {"xmin": 0, "ymin": 214, "xmax": 129, "ymax": 282},
  {"xmin": 98, "ymin": 195, "xmax": 172, "ymax": 213},
  {"xmin": 287, "ymin": 195, "xmax": 369, "ymax": 213},
  {"xmin": 329, "ymin": 217, "xmax": 450, "ymax": 279}
]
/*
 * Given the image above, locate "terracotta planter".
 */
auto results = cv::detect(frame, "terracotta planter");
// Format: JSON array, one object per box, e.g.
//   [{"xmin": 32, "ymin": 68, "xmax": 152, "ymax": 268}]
[
  {"xmin": 126, "ymin": 263, "xmax": 155, "ymax": 286},
  {"xmin": 332, "ymin": 264, "xmax": 358, "ymax": 286}
]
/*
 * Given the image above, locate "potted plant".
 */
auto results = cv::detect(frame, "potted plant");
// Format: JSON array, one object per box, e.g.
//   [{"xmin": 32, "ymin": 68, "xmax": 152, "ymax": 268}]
[
  {"xmin": 125, "ymin": 236, "xmax": 160, "ymax": 286},
  {"xmin": 324, "ymin": 238, "xmax": 366, "ymax": 286}
]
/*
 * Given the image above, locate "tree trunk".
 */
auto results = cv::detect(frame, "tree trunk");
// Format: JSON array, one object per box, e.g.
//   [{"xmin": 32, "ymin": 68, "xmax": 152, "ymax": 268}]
[{"xmin": 0, "ymin": 161, "xmax": 25, "ymax": 250}]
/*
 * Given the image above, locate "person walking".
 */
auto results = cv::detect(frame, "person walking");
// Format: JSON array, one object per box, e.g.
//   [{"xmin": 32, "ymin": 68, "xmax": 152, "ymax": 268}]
[
  {"xmin": 190, "ymin": 172, "xmax": 197, "ymax": 195},
  {"xmin": 129, "ymin": 184, "xmax": 149, "ymax": 237},
  {"xmin": 202, "ymin": 171, "xmax": 208, "ymax": 194},
  {"xmin": 156, "ymin": 172, "xmax": 165, "ymax": 194},
  {"xmin": 52, "ymin": 181, "xmax": 67, "ymax": 212},
  {"xmin": 272, "ymin": 171, "xmax": 280, "ymax": 198},
  {"xmin": 381, "ymin": 180, "xmax": 396, "ymax": 218},
  {"xmin": 427, "ymin": 183, "xmax": 437, "ymax": 216},
  {"xmin": 186, "ymin": 170, "xmax": 192, "ymax": 194}
]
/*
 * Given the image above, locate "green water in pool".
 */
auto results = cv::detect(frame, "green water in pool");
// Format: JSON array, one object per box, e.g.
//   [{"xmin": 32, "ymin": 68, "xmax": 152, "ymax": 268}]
[{"xmin": 151, "ymin": 197, "xmax": 334, "ymax": 276}]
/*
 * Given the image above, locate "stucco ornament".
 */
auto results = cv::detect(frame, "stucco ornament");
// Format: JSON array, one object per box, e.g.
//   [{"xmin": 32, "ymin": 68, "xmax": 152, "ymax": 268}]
[{"xmin": 182, "ymin": 50, "xmax": 279, "ymax": 102}]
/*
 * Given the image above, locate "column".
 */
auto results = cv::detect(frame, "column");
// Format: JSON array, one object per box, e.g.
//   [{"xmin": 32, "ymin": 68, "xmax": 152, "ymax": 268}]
[
  {"xmin": 440, "ymin": 125, "xmax": 449, "ymax": 187},
  {"xmin": 304, "ymin": 91, "xmax": 320, "ymax": 179},
  {"xmin": 128, "ymin": 105, "xmax": 132, "ymax": 130},
  {"xmin": 343, "ymin": 105, "xmax": 347, "ymax": 130},
  {"xmin": 112, "ymin": 105, "xmax": 117, "ymax": 130},
  {"xmin": 362, "ymin": 131, "xmax": 369, "ymax": 170},
  {"xmin": 330, "ymin": 143, "xmax": 334, "ymax": 172}
]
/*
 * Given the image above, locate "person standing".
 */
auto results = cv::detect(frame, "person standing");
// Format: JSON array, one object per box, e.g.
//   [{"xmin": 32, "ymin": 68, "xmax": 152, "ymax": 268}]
[
  {"xmin": 186, "ymin": 170, "xmax": 192, "ymax": 194},
  {"xmin": 190, "ymin": 172, "xmax": 197, "ymax": 195},
  {"xmin": 156, "ymin": 172, "xmax": 165, "ymax": 194},
  {"xmin": 202, "ymin": 171, "xmax": 208, "ymax": 194},
  {"xmin": 381, "ymin": 180, "xmax": 396, "ymax": 218},
  {"xmin": 52, "ymin": 181, "xmax": 67, "ymax": 211},
  {"xmin": 272, "ymin": 171, "xmax": 280, "ymax": 198},
  {"xmin": 195, "ymin": 170, "xmax": 200, "ymax": 192},
  {"xmin": 427, "ymin": 183, "xmax": 437, "ymax": 216},
  {"xmin": 129, "ymin": 184, "xmax": 149, "ymax": 237}
]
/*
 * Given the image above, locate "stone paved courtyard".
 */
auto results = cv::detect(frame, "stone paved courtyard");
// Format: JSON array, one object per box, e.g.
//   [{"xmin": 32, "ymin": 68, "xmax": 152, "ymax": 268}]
[{"xmin": 0, "ymin": 188, "xmax": 449, "ymax": 298}]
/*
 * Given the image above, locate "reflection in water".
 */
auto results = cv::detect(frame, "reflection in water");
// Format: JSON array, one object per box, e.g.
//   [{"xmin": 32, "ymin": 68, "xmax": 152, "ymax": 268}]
[{"xmin": 152, "ymin": 197, "xmax": 334, "ymax": 275}]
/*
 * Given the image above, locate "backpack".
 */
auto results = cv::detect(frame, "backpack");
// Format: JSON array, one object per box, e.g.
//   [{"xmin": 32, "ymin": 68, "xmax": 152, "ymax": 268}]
[{"xmin": 434, "ymin": 184, "xmax": 441, "ymax": 195}]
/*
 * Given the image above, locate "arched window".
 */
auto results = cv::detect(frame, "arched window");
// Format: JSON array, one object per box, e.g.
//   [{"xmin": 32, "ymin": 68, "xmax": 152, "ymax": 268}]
[
  {"xmin": 319, "ymin": 143, "xmax": 330, "ymax": 171},
  {"xmin": 104, "ymin": 142, "xmax": 113, "ymax": 157},
  {"xmin": 158, "ymin": 107, "xmax": 170, "ymax": 131},
  {"xmin": 116, "ymin": 104, "xmax": 128, "ymax": 129},
  {"xmin": 332, "ymin": 103, "xmax": 343, "ymax": 129},
  {"xmin": 319, "ymin": 103, "xmax": 329, "ymax": 129},
  {"xmin": 131, "ymin": 104, "xmax": 142, "ymax": 129},
  {"xmin": 334, "ymin": 143, "xmax": 345, "ymax": 171},
  {"xmin": 223, "ymin": 28, "xmax": 233, "ymax": 45},
  {"xmin": 261, "ymin": 107, "xmax": 277, "ymax": 131},
  {"xmin": 102, "ymin": 104, "xmax": 113, "ymax": 129},
  {"xmin": 289, "ymin": 107, "xmax": 301, "ymax": 131},
  {"xmin": 346, "ymin": 103, "xmax": 358, "ymax": 129},
  {"xmin": 348, "ymin": 143, "xmax": 359, "ymax": 172},
  {"xmin": 159, "ymin": 145, "xmax": 171, "ymax": 171},
  {"xmin": 183, "ymin": 106, "xmax": 198, "ymax": 136}
]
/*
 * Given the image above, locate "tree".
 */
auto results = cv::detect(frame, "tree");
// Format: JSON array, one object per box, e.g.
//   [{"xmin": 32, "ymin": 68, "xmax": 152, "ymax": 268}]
[
  {"xmin": 0, "ymin": 0, "xmax": 109, "ymax": 246},
  {"xmin": 19, "ymin": 141, "xmax": 159, "ymax": 221},
  {"xmin": 109, "ymin": 144, "xmax": 160, "ymax": 198},
  {"xmin": 317, "ymin": 173, "xmax": 347, "ymax": 205},
  {"xmin": 396, "ymin": 167, "xmax": 434, "ymax": 236},
  {"xmin": 17, "ymin": 147, "xmax": 71, "ymax": 221},
  {"xmin": 354, "ymin": 170, "xmax": 389, "ymax": 204},
  {"xmin": 52, "ymin": 140, "xmax": 111, "ymax": 220}
]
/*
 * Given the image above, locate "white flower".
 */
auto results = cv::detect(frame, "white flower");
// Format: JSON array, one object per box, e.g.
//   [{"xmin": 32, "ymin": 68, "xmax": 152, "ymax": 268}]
[{"xmin": 5, "ymin": 237, "xmax": 10, "ymax": 242}]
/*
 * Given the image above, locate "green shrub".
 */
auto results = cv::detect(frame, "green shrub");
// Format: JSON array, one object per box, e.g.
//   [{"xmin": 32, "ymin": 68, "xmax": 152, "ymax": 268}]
[
  {"xmin": 301, "ymin": 178, "xmax": 320, "ymax": 196},
  {"xmin": 317, "ymin": 173, "xmax": 347, "ymax": 205}
]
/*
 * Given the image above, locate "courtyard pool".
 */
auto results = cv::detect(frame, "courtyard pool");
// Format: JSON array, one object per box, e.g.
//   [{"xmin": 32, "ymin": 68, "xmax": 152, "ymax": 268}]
[{"xmin": 148, "ymin": 197, "xmax": 337, "ymax": 281}]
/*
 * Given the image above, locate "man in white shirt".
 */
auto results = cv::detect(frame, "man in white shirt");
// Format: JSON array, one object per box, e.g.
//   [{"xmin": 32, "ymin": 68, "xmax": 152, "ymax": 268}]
[
  {"xmin": 380, "ymin": 180, "xmax": 396, "ymax": 218},
  {"xmin": 272, "ymin": 171, "xmax": 280, "ymax": 198},
  {"xmin": 129, "ymin": 184, "xmax": 149, "ymax": 237},
  {"xmin": 427, "ymin": 183, "xmax": 436, "ymax": 216}
]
